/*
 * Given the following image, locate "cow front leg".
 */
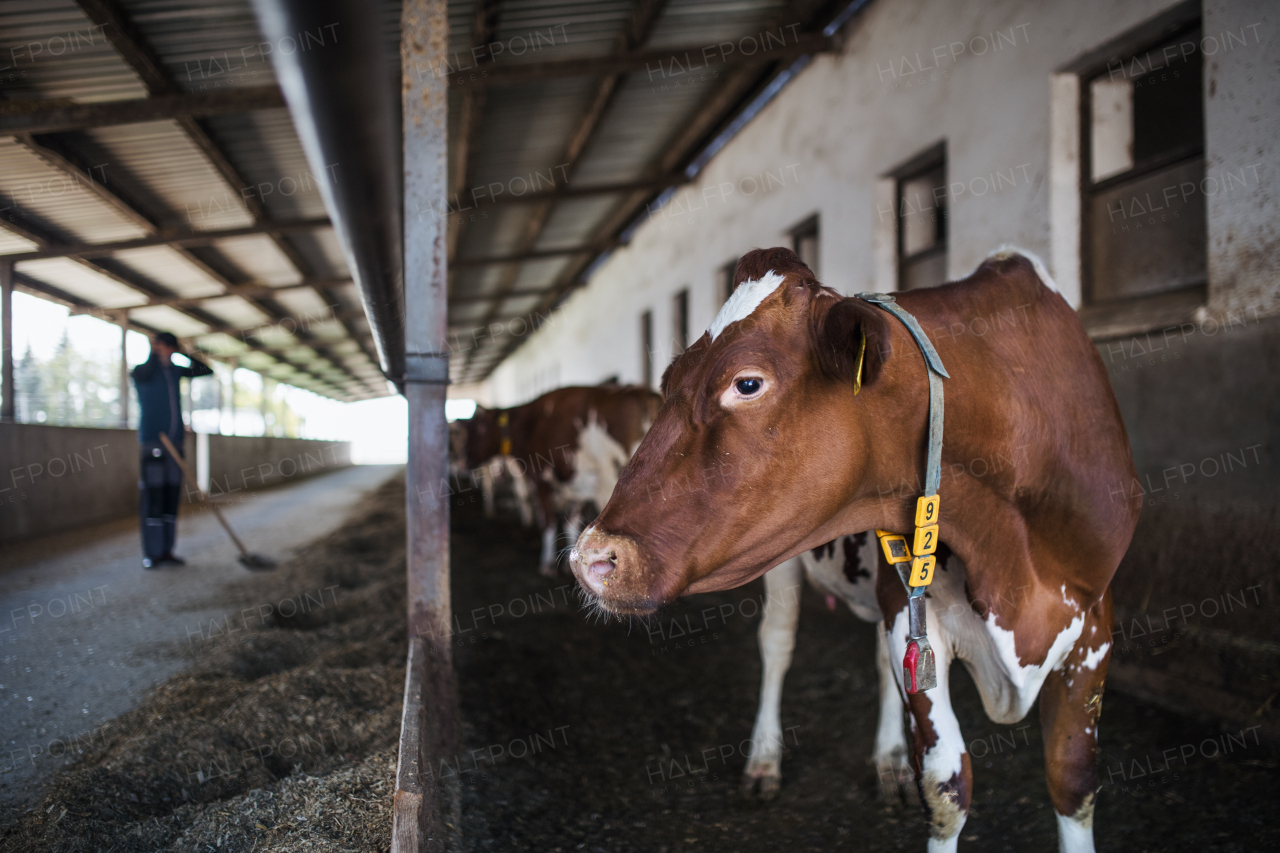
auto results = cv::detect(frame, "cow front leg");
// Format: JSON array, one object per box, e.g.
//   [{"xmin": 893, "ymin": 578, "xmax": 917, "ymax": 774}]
[
  {"xmin": 872, "ymin": 625, "xmax": 914, "ymax": 804},
  {"xmin": 507, "ymin": 459, "xmax": 535, "ymax": 527},
  {"xmin": 887, "ymin": 602, "xmax": 970, "ymax": 852},
  {"xmin": 479, "ymin": 460, "xmax": 498, "ymax": 518},
  {"xmin": 742, "ymin": 557, "xmax": 803, "ymax": 799},
  {"xmin": 1040, "ymin": 590, "xmax": 1113, "ymax": 853},
  {"xmin": 534, "ymin": 482, "xmax": 558, "ymax": 577}
]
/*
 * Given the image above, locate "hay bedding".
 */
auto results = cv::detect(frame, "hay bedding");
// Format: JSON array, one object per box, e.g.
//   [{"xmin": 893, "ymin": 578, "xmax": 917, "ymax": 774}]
[{"xmin": 0, "ymin": 475, "xmax": 410, "ymax": 853}]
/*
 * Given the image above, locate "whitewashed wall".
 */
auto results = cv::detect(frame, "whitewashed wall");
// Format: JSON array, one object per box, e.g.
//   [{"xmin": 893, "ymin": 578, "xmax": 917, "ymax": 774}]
[{"xmin": 474, "ymin": 0, "xmax": 1275, "ymax": 406}]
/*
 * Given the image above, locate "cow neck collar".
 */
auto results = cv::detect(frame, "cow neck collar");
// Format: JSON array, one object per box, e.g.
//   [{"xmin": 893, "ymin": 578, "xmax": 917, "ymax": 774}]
[{"xmin": 855, "ymin": 292, "xmax": 949, "ymax": 498}]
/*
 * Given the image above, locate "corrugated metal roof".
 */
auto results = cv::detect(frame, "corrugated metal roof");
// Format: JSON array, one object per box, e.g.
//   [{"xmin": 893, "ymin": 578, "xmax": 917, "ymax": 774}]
[
  {"xmin": 2, "ymin": 0, "xmax": 853, "ymax": 396},
  {"xmin": 441, "ymin": 0, "xmax": 846, "ymax": 383},
  {"xmin": 0, "ymin": 0, "xmax": 387, "ymax": 402}
]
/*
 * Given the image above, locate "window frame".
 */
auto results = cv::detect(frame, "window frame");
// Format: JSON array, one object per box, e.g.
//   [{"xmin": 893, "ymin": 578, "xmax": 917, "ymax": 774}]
[
  {"xmin": 1076, "ymin": 5, "xmax": 1206, "ymax": 310},
  {"xmin": 888, "ymin": 141, "xmax": 948, "ymax": 292},
  {"xmin": 789, "ymin": 214, "xmax": 820, "ymax": 275}
]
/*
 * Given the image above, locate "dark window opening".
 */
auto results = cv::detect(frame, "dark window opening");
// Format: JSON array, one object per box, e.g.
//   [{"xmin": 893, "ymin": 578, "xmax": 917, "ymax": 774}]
[
  {"xmin": 892, "ymin": 145, "xmax": 948, "ymax": 291},
  {"xmin": 1083, "ymin": 20, "xmax": 1206, "ymax": 305},
  {"xmin": 790, "ymin": 215, "xmax": 820, "ymax": 275},
  {"xmin": 673, "ymin": 289, "xmax": 689, "ymax": 353},
  {"xmin": 640, "ymin": 310, "xmax": 653, "ymax": 388},
  {"xmin": 720, "ymin": 259, "xmax": 739, "ymax": 304}
]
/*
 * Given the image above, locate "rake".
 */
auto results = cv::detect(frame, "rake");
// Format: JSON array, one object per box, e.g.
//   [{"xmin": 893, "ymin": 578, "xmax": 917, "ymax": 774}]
[{"xmin": 158, "ymin": 433, "xmax": 277, "ymax": 570}]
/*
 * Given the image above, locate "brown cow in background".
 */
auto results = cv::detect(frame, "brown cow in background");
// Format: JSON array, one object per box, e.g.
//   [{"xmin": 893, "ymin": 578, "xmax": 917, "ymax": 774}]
[
  {"xmin": 570, "ymin": 248, "xmax": 1138, "ymax": 853},
  {"xmin": 464, "ymin": 385, "xmax": 661, "ymax": 575}
]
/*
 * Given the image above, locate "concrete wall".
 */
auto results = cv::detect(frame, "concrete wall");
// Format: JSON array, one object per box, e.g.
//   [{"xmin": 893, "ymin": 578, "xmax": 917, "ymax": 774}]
[
  {"xmin": 0, "ymin": 423, "xmax": 143, "ymax": 543},
  {"xmin": 198, "ymin": 434, "xmax": 352, "ymax": 504},
  {"xmin": 0, "ymin": 423, "xmax": 352, "ymax": 542}
]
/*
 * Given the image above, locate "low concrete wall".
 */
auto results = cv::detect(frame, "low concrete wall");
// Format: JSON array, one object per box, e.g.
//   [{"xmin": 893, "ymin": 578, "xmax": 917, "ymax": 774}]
[
  {"xmin": 196, "ymin": 434, "xmax": 351, "ymax": 504},
  {"xmin": 0, "ymin": 424, "xmax": 351, "ymax": 542}
]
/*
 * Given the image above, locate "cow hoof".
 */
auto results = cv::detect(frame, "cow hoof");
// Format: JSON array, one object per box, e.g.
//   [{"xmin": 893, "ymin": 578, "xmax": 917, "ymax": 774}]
[
  {"xmin": 741, "ymin": 761, "xmax": 781, "ymax": 800},
  {"xmin": 538, "ymin": 563, "xmax": 557, "ymax": 578}
]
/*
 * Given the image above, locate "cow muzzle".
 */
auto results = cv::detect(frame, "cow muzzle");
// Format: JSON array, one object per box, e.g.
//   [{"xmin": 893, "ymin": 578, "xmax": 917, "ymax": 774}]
[{"xmin": 569, "ymin": 526, "xmax": 661, "ymax": 615}]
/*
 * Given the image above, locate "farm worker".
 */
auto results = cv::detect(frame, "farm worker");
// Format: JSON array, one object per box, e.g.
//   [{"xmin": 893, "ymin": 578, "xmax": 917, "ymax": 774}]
[{"xmin": 132, "ymin": 331, "xmax": 212, "ymax": 568}]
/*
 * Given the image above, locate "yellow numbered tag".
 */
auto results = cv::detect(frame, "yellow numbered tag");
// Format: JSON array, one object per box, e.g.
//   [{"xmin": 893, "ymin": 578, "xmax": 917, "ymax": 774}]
[
  {"xmin": 908, "ymin": 555, "xmax": 936, "ymax": 587},
  {"xmin": 913, "ymin": 523, "xmax": 939, "ymax": 556},
  {"xmin": 915, "ymin": 495, "xmax": 940, "ymax": 527},
  {"xmin": 878, "ymin": 533, "xmax": 912, "ymax": 564}
]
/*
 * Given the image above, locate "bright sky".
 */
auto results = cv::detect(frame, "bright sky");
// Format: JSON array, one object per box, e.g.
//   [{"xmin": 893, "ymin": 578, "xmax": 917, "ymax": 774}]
[{"xmin": 9, "ymin": 291, "xmax": 446, "ymax": 465}]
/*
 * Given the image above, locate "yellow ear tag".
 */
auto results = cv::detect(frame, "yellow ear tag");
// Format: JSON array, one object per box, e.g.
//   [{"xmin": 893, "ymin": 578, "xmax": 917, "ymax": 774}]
[
  {"xmin": 500, "ymin": 438, "xmax": 511, "ymax": 456},
  {"xmin": 853, "ymin": 330, "xmax": 866, "ymax": 396}
]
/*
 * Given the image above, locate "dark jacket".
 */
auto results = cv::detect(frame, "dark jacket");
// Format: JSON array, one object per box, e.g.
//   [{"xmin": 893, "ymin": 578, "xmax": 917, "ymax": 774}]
[{"xmin": 132, "ymin": 351, "xmax": 213, "ymax": 444}]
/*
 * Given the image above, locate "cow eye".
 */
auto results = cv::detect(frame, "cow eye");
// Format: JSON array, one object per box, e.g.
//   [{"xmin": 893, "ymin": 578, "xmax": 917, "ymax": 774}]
[{"xmin": 735, "ymin": 378, "xmax": 762, "ymax": 396}]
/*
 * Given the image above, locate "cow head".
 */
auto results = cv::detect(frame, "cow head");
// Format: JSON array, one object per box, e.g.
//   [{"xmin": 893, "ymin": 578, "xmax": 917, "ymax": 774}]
[{"xmin": 569, "ymin": 248, "xmax": 898, "ymax": 615}]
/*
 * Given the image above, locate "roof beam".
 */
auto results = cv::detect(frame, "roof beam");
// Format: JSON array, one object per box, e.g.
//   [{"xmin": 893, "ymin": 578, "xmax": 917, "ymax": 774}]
[
  {"xmin": 453, "ymin": 246, "xmax": 599, "ymax": 267},
  {"xmin": 0, "ymin": 217, "xmax": 333, "ymax": 262},
  {"xmin": 442, "ymin": 31, "xmax": 830, "ymax": 88},
  {"xmin": 0, "ymin": 87, "xmax": 286, "ymax": 135},
  {"xmin": 454, "ymin": 176, "xmax": 680, "ymax": 213}
]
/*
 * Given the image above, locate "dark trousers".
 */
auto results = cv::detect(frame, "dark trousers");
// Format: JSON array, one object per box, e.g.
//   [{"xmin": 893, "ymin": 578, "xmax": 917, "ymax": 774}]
[{"xmin": 139, "ymin": 443, "xmax": 183, "ymax": 560}]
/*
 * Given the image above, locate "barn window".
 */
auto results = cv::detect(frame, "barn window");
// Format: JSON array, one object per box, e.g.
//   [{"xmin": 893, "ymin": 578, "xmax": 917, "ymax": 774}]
[
  {"xmin": 1082, "ymin": 15, "xmax": 1206, "ymax": 307},
  {"xmin": 672, "ymin": 289, "xmax": 689, "ymax": 353},
  {"xmin": 719, "ymin": 258, "xmax": 738, "ymax": 304},
  {"xmin": 790, "ymin": 215, "xmax": 820, "ymax": 275},
  {"xmin": 640, "ymin": 310, "xmax": 653, "ymax": 388},
  {"xmin": 891, "ymin": 143, "xmax": 948, "ymax": 291}
]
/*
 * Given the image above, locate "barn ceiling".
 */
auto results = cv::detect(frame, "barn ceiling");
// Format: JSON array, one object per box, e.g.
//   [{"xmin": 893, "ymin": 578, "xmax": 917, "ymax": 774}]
[{"xmin": 0, "ymin": 0, "xmax": 864, "ymax": 396}]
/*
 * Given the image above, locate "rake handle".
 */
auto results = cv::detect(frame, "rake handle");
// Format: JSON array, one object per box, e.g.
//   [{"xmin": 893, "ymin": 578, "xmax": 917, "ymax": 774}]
[{"xmin": 157, "ymin": 432, "xmax": 251, "ymax": 559}]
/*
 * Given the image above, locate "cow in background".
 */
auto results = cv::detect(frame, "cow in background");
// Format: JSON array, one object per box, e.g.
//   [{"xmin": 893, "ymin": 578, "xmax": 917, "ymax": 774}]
[
  {"xmin": 746, "ymin": 535, "xmax": 914, "ymax": 802},
  {"xmin": 464, "ymin": 385, "xmax": 661, "ymax": 576},
  {"xmin": 571, "ymin": 248, "xmax": 1139, "ymax": 852}
]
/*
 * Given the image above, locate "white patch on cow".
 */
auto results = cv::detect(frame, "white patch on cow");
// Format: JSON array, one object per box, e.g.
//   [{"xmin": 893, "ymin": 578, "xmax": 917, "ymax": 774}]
[
  {"xmin": 987, "ymin": 245, "xmax": 1060, "ymax": 293},
  {"xmin": 708, "ymin": 270, "xmax": 785, "ymax": 340},
  {"xmin": 561, "ymin": 411, "xmax": 629, "ymax": 510},
  {"xmin": 1080, "ymin": 641, "xmax": 1110, "ymax": 671},
  {"xmin": 984, "ymin": 611, "xmax": 1084, "ymax": 710},
  {"xmin": 1056, "ymin": 798, "xmax": 1097, "ymax": 853}
]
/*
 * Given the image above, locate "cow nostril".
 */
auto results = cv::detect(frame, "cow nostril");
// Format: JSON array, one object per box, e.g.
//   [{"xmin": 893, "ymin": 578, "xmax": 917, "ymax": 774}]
[{"xmin": 589, "ymin": 558, "xmax": 615, "ymax": 578}]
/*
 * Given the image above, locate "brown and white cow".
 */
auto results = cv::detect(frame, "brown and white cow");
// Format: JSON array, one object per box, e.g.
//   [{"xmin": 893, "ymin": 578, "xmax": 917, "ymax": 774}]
[
  {"xmin": 570, "ymin": 248, "xmax": 1139, "ymax": 852},
  {"xmin": 464, "ymin": 385, "xmax": 661, "ymax": 575}
]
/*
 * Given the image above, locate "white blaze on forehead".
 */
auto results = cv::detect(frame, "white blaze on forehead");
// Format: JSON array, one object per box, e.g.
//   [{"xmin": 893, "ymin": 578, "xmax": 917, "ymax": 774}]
[{"xmin": 707, "ymin": 270, "xmax": 786, "ymax": 340}]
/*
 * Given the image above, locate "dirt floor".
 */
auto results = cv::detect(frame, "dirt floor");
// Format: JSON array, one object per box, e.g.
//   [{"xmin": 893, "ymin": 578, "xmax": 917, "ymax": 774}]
[
  {"xmin": 0, "ymin": 474, "xmax": 409, "ymax": 852},
  {"xmin": 3, "ymin": 475, "xmax": 1277, "ymax": 851}
]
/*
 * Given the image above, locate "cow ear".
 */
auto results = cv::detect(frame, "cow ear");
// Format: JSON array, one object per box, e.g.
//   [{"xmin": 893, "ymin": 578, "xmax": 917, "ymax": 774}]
[{"xmin": 811, "ymin": 295, "xmax": 891, "ymax": 389}]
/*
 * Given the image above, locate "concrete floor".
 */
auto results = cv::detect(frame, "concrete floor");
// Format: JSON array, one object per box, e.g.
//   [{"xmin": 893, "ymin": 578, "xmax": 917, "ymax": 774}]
[{"xmin": 0, "ymin": 463, "xmax": 402, "ymax": 811}]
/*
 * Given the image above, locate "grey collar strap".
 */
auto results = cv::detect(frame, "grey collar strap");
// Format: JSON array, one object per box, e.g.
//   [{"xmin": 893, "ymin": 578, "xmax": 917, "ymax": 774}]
[{"xmin": 854, "ymin": 293, "xmax": 949, "ymax": 497}]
